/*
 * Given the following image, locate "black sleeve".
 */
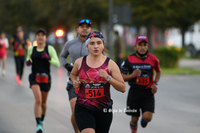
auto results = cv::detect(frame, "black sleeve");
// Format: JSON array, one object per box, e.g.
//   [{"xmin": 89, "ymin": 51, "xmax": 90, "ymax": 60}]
[{"xmin": 120, "ymin": 58, "xmax": 130, "ymax": 75}]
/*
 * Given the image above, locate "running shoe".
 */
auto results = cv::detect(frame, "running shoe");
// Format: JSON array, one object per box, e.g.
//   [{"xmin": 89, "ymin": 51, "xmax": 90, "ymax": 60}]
[
  {"xmin": 16, "ymin": 75, "xmax": 22, "ymax": 86},
  {"xmin": 141, "ymin": 118, "xmax": 148, "ymax": 128},
  {"xmin": 40, "ymin": 121, "xmax": 44, "ymax": 128},
  {"xmin": 36, "ymin": 124, "xmax": 43, "ymax": 133},
  {"xmin": 2, "ymin": 70, "xmax": 6, "ymax": 77}
]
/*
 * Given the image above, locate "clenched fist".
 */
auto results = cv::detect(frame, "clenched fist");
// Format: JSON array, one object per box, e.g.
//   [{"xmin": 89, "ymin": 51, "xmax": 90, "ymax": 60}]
[
  {"xmin": 99, "ymin": 69, "xmax": 109, "ymax": 80},
  {"xmin": 131, "ymin": 68, "xmax": 141, "ymax": 78},
  {"xmin": 73, "ymin": 79, "xmax": 81, "ymax": 89}
]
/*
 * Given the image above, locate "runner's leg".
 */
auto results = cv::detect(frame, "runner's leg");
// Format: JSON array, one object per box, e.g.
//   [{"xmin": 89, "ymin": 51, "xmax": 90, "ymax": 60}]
[
  {"xmin": 2, "ymin": 56, "xmax": 6, "ymax": 70},
  {"xmin": 141, "ymin": 111, "xmax": 153, "ymax": 128},
  {"xmin": 14, "ymin": 56, "xmax": 20, "ymax": 76},
  {"xmin": 31, "ymin": 85, "xmax": 42, "ymax": 124},
  {"xmin": 130, "ymin": 116, "xmax": 139, "ymax": 133},
  {"xmin": 2, "ymin": 56, "xmax": 6, "ymax": 76},
  {"xmin": 31, "ymin": 84, "xmax": 43, "ymax": 132},
  {"xmin": 70, "ymin": 97, "xmax": 79, "ymax": 133},
  {"xmin": 19, "ymin": 56, "xmax": 25, "ymax": 79}
]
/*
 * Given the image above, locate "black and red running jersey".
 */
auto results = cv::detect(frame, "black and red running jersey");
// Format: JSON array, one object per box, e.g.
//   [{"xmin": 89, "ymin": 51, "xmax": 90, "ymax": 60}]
[
  {"xmin": 77, "ymin": 56, "xmax": 113, "ymax": 111},
  {"xmin": 121, "ymin": 53, "xmax": 160, "ymax": 89},
  {"xmin": 10, "ymin": 36, "xmax": 29, "ymax": 57}
]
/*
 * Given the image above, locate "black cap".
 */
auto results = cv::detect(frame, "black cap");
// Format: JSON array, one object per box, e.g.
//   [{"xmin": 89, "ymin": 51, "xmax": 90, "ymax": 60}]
[{"xmin": 36, "ymin": 29, "xmax": 47, "ymax": 35}]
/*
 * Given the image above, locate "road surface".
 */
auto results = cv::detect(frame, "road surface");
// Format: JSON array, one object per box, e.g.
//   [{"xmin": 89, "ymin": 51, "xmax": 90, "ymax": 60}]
[{"xmin": 0, "ymin": 55, "xmax": 200, "ymax": 133}]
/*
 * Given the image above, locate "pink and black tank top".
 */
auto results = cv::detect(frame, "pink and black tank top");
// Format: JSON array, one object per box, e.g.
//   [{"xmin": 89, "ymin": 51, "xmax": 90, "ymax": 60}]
[{"xmin": 77, "ymin": 56, "xmax": 113, "ymax": 111}]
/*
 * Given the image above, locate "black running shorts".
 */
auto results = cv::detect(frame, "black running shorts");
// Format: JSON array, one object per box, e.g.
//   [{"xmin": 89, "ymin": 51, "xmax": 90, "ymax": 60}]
[
  {"xmin": 126, "ymin": 87, "xmax": 155, "ymax": 116},
  {"xmin": 75, "ymin": 104, "xmax": 113, "ymax": 133},
  {"xmin": 29, "ymin": 73, "xmax": 51, "ymax": 92}
]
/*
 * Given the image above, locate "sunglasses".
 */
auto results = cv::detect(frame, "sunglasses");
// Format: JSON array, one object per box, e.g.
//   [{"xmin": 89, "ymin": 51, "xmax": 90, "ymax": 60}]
[{"xmin": 79, "ymin": 19, "xmax": 92, "ymax": 25}]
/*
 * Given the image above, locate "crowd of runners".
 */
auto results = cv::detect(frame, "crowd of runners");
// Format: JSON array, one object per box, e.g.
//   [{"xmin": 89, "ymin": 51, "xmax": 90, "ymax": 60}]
[{"xmin": 0, "ymin": 19, "xmax": 161, "ymax": 133}]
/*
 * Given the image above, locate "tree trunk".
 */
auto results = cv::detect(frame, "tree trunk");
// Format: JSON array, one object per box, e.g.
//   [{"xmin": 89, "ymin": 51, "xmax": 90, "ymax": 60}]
[
  {"xmin": 181, "ymin": 28, "xmax": 186, "ymax": 47},
  {"xmin": 97, "ymin": 21, "xmax": 101, "ymax": 31},
  {"xmin": 147, "ymin": 18, "xmax": 153, "ymax": 53}
]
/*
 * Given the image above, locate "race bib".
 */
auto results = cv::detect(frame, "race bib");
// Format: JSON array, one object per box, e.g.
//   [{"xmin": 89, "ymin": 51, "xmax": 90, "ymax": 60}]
[
  {"xmin": 36, "ymin": 73, "xmax": 49, "ymax": 83},
  {"xmin": 136, "ymin": 77, "xmax": 149, "ymax": 85},
  {"xmin": 84, "ymin": 83, "xmax": 105, "ymax": 99}
]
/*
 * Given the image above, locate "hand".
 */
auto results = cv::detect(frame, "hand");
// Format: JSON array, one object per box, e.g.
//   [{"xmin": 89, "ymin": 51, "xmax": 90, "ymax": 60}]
[
  {"xmin": 26, "ymin": 60, "xmax": 32, "ymax": 66},
  {"xmin": 151, "ymin": 82, "xmax": 157, "ymax": 94},
  {"xmin": 130, "ymin": 68, "xmax": 141, "ymax": 78},
  {"xmin": 99, "ymin": 69, "xmax": 109, "ymax": 80},
  {"xmin": 73, "ymin": 79, "xmax": 81, "ymax": 89},
  {"xmin": 65, "ymin": 63, "xmax": 73, "ymax": 72},
  {"xmin": 41, "ymin": 52, "xmax": 51, "ymax": 60}
]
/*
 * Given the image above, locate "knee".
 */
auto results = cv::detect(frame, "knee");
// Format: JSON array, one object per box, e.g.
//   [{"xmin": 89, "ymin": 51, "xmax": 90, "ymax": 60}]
[
  {"xmin": 41, "ymin": 102, "xmax": 47, "ymax": 108},
  {"xmin": 35, "ymin": 99, "xmax": 42, "ymax": 106},
  {"xmin": 142, "ymin": 111, "xmax": 153, "ymax": 122},
  {"xmin": 142, "ymin": 115, "xmax": 152, "ymax": 122}
]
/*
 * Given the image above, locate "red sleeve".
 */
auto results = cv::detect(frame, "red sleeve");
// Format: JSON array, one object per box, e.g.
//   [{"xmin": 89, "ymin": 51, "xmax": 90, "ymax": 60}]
[{"xmin": 154, "ymin": 58, "xmax": 161, "ymax": 72}]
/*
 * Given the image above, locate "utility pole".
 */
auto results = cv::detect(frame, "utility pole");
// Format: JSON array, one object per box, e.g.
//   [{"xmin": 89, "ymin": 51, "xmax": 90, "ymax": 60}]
[
  {"xmin": 55, "ymin": 0, "xmax": 60, "ymax": 54},
  {"xmin": 108, "ymin": 0, "xmax": 113, "ymax": 58}
]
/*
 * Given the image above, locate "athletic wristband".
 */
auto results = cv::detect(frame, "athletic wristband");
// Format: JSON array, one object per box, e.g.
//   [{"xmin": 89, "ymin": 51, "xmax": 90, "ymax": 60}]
[{"xmin": 154, "ymin": 81, "xmax": 158, "ymax": 85}]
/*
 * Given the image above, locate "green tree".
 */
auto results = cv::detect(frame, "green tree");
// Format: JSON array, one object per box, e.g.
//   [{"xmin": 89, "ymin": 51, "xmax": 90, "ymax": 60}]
[
  {"xmin": 115, "ymin": 0, "xmax": 200, "ymax": 48},
  {"xmin": 58, "ymin": 0, "xmax": 108, "ymax": 30},
  {"xmin": 0, "ymin": 0, "xmax": 31, "ymax": 33},
  {"xmin": 0, "ymin": 0, "xmax": 108, "ymax": 35},
  {"xmin": 166, "ymin": 0, "xmax": 200, "ymax": 47},
  {"xmin": 115, "ymin": 0, "xmax": 171, "ymax": 52}
]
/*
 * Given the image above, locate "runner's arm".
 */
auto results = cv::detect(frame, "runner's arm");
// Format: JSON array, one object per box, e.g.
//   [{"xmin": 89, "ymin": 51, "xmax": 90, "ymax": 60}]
[
  {"xmin": 151, "ymin": 71, "xmax": 161, "ymax": 94},
  {"xmin": 9, "ymin": 37, "xmax": 14, "ymax": 50},
  {"xmin": 70, "ymin": 58, "xmax": 82, "ymax": 89},
  {"xmin": 154, "ymin": 57, "xmax": 161, "ymax": 83},
  {"xmin": 48, "ymin": 45, "xmax": 60, "ymax": 67},
  {"xmin": 120, "ymin": 58, "xmax": 138, "ymax": 81},
  {"xmin": 25, "ymin": 39, "xmax": 30, "ymax": 49},
  {"xmin": 5, "ymin": 38, "xmax": 9, "ymax": 48},
  {"xmin": 154, "ymin": 71, "xmax": 161, "ymax": 83},
  {"xmin": 59, "ymin": 42, "xmax": 70, "ymax": 67},
  {"xmin": 108, "ymin": 60, "xmax": 126, "ymax": 93},
  {"xmin": 26, "ymin": 46, "xmax": 33, "ymax": 62},
  {"xmin": 122, "ymin": 73, "xmax": 134, "ymax": 81}
]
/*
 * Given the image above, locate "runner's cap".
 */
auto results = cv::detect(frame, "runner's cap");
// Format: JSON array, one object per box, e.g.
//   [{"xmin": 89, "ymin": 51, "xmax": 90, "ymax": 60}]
[
  {"xmin": 36, "ymin": 29, "xmax": 47, "ymax": 35},
  {"xmin": 135, "ymin": 35, "xmax": 148, "ymax": 44},
  {"xmin": 78, "ymin": 19, "xmax": 92, "ymax": 27}
]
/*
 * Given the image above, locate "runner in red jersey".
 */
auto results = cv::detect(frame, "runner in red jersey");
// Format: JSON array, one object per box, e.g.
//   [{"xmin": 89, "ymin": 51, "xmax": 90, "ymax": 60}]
[
  {"xmin": 0, "ymin": 32, "xmax": 9, "ymax": 76},
  {"xmin": 121, "ymin": 35, "xmax": 161, "ymax": 133},
  {"xmin": 70, "ymin": 31, "xmax": 126, "ymax": 133}
]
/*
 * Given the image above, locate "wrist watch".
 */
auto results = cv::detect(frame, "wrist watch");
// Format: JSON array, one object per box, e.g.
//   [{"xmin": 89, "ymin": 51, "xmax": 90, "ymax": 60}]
[
  {"xmin": 154, "ymin": 81, "xmax": 158, "ymax": 85},
  {"xmin": 107, "ymin": 75, "xmax": 112, "ymax": 81}
]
